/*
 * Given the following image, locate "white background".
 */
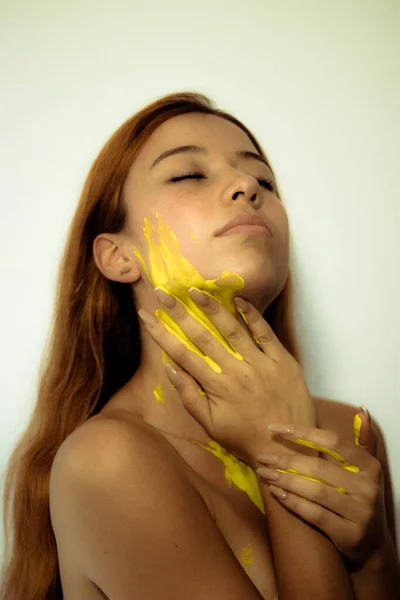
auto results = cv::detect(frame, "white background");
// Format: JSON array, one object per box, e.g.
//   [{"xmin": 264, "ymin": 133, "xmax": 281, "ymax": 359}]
[{"xmin": 1, "ymin": 0, "xmax": 399, "ymax": 560}]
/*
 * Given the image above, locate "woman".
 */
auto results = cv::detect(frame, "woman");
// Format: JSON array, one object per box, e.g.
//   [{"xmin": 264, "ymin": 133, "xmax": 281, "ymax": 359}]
[{"xmin": 1, "ymin": 92, "xmax": 398, "ymax": 600}]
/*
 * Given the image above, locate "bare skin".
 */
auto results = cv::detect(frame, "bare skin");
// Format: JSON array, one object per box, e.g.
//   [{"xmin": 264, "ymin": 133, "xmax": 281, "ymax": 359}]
[
  {"xmin": 92, "ymin": 112, "xmax": 290, "ymax": 451},
  {"xmin": 49, "ymin": 114, "xmax": 398, "ymax": 598}
]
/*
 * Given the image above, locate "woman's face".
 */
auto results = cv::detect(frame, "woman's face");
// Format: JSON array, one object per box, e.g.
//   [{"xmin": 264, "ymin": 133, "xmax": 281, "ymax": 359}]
[{"xmin": 123, "ymin": 112, "xmax": 289, "ymax": 312}]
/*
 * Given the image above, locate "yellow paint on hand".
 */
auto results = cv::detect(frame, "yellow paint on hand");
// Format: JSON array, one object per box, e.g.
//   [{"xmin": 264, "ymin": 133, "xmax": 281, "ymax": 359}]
[
  {"xmin": 275, "ymin": 467, "xmax": 348, "ymax": 494},
  {"xmin": 132, "ymin": 212, "xmax": 262, "ymax": 376},
  {"xmin": 272, "ymin": 419, "xmax": 364, "ymax": 494},
  {"xmin": 353, "ymin": 412, "xmax": 362, "ymax": 446},
  {"xmin": 287, "ymin": 438, "xmax": 360, "ymax": 474},
  {"xmin": 133, "ymin": 213, "xmax": 360, "ymax": 533}
]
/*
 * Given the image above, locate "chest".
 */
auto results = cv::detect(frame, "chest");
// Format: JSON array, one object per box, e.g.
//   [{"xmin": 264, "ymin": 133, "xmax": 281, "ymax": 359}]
[{"xmin": 163, "ymin": 432, "xmax": 278, "ymax": 600}]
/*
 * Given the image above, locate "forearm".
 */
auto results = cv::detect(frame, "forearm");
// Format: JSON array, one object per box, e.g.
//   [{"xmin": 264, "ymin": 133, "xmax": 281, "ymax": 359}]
[
  {"xmin": 348, "ymin": 532, "xmax": 400, "ymax": 600},
  {"xmin": 250, "ymin": 451, "xmax": 355, "ymax": 600}
]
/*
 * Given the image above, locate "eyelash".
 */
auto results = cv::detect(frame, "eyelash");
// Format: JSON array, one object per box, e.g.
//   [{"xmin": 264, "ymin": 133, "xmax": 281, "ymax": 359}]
[{"xmin": 169, "ymin": 172, "xmax": 276, "ymax": 192}]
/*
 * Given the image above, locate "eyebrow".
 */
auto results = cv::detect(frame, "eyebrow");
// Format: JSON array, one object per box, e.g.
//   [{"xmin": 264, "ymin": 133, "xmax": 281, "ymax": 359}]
[{"xmin": 150, "ymin": 145, "xmax": 272, "ymax": 171}]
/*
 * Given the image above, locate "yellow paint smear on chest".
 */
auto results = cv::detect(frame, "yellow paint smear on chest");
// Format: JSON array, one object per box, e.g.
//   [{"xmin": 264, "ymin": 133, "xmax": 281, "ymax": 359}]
[{"xmin": 192, "ymin": 439, "xmax": 265, "ymax": 514}]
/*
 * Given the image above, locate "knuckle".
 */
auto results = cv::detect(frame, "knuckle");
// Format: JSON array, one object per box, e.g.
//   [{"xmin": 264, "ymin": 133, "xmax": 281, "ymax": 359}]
[
  {"xmin": 329, "ymin": 432, "xmax": 343, "ymax": 451},
  {"xmin": 225, "ymin": 325, "xmax": 243, "ymax": 344},
  {"xmin": 313, "ymin": 483, "xmax": 326, "ymax": 504},
  {"xmin": 174, "ymin": 302, "xmax": 187, "ymax": 318},
  {"xmin": 196, "ymin": 330, "xmax": 212, "ymax": 347},
  {"xmin": 313, "ymin": 458, "xmax": 326, "ymax": 479},
  {"xmin": 309, "ymin": 503, "xmax": 324, "ymax": 527},
  {"xmin": 353, "ymin": 524, "xmax": 365, "ymax": 547},
  {"xmin": 175, "ymin": 344, "xmax": 191, "ymax": 363},
  {"xmin": 366, "ymin": 481, "xmax": 380, "ymax": 503},
  {"xmin": 255, "ymin": 328, "xmax": 274, "ymax": 345},
  {"xmin": 362, "ymin": 506, "xmax": 374, "ymax": 527},
  {"xmin": 206, "ymin": 302, "xmax": 220, "ymax": 317},
  {"xmin": 371, "ymin": 457, "xmax": 382, "ymax": 480}
]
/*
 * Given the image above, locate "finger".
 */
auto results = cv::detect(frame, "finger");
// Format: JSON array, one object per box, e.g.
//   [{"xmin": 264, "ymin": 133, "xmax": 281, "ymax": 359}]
[
  {"xmin": 154, "ymin": 285, "xmax": 251, "ymax": 369},
  {"xmin": 164, "ymin": 363, "xmax": 217, "ymax": 437},
  {"xmin": 267, "ymin": 424, "xmax": 375, "ymax": 472},
  {"xmin": 259, "ymin": 467, "xmax": 360, "ymax": 522},
  {"xmin": 139, "ymin": 302, "xmax": 224, "ymax": 384},
  {"xmin": 267, "ymin": 484, "xmax": 355, "ymax": 550},
  {"xmin": 233, "ymin": 297, "xmax": 286, "ymax": 361},
  {"xmin": 256, "ymin": 453, "xmax": 362, "ymax": 496},
  {"xmin": 187, "ymin": 287, "xmax": 261, "ymax": 361},
  {"xmin": 354, "ymin": 407, "xmax": 378, "ymax": 458}
]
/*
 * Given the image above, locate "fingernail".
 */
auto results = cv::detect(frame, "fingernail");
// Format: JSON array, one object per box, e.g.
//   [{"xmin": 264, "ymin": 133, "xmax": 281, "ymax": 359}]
[
  {"xmin": 165, "ymin": 363, "xmax": 182, "ymax": 382},
  {"xmin": 155, "ymin": 286, "xmax": 176, "ymax": 308},
  {"xmin": 138, "ymin": 309, "xmax": 157, "ymax": 327},
  {"xmin": 358, "ymin": 405, "xmax": 371, "ymax": 422},
  {"xmin": 268, "ymin": 424, "xmax": 294, "ymax": 435},
  {"xmin": 189, "ymin": 287, "xmax": 209, "ymax": 305},
  {"xmin": 234, "ymin": 297, "xmax": 248, "ymax": 312},
  {"xmin": 256, "ymin": 453, "xmax": 278, "ymax": 465}
]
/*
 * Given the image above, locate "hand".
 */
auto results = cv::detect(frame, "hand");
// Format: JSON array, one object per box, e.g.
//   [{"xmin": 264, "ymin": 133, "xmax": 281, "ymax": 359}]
[
  {"xmin": 255, "ymin": 412, "xmax": 386, "ymax": 569},
  {"xmin": 138, "ymin": 286, "xmax": 316, "ymax": 462}
]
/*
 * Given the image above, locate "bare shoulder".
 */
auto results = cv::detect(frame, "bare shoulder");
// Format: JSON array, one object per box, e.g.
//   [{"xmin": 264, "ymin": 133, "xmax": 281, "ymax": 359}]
[{"xmin": 50, "ymin": 415, "xmax": 264, "ymax": 600}]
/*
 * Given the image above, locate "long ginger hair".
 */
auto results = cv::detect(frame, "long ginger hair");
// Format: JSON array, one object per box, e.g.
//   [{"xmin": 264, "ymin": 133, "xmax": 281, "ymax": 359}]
[{"xmin": 0, "ymin": 91, "xmax": 303, "ymax": 599}]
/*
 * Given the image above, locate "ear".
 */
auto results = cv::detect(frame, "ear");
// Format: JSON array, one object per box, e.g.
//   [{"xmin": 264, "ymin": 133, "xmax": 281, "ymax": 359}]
[{"xmin": 92, "ymin": 233, "xmax": 140, "ymax": 284}]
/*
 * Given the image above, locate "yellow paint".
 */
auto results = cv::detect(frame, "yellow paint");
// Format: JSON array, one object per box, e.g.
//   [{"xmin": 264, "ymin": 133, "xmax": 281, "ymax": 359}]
[
  {"xmin": 153, "ymin": 381, "xmax": 165, "ymax": 403},
  {"xmin": 239, "ymin": 543, "xmax": 254, "ymax": 576},
  {"xmin": 132, "ymin": 213, "xmax": 360, "ymax": 600},
  {"xmin": 188, "ymin": 231, "xmax": 200, "ymax": 244},
  {"xmin": 274, "ymin": 467, "xmax": 348, "ymax": 494},
  {"xmin": 353, "ymin": 413, "xmax": 362, "ymax": 446},
  {"xmin": 132, "ymin": 212, "xmax": 262, "ymax": 379},
  {"xmin": 192, "ymin": 439, "xmax": 265, "ymax": 515}
]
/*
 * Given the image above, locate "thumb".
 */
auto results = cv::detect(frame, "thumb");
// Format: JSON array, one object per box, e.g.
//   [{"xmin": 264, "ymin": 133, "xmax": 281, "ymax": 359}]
[{"xmin": 353, "ymin": 405, "xmax": 378, "ymax": 458}]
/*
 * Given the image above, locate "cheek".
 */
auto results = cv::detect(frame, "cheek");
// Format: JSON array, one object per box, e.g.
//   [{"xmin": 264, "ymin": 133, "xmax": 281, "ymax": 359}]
[{"xmin": 270, "ymin": 204, "xmax": 289, "ymax": 243}]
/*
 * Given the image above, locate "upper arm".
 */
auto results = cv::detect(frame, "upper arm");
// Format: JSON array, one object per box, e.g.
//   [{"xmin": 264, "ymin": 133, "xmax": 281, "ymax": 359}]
[
  {"xmin": 50, "ymin": 421, "xmax": 263, "ymax": 600},
  {"xmin": 371, "ymin": 416, "xmax": 399, "ymax": 558}
]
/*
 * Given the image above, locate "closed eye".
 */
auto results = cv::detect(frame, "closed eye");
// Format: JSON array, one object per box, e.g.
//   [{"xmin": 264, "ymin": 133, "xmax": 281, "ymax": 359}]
[{"xmin": 169, "ymin": 173, "xmax": 276, "ymax": 192}]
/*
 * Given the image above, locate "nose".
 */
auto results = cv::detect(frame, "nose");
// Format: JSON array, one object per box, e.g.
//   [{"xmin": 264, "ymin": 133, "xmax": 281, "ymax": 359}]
[{"xmin": 224, "ymin": 173, "xmax": 261, "ymax": 206}]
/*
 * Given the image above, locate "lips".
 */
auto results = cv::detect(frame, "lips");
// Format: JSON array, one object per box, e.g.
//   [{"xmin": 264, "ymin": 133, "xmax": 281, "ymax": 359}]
[{"xmin": 215, "ymin": 213, "xmax": 271, "ymax": 237}]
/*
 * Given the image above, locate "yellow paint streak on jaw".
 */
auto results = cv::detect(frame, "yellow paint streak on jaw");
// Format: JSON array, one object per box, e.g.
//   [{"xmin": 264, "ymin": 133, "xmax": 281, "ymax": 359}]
[{"xmin": 192, "ymin": 439, "xmax": 265, "ymax": 515}]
